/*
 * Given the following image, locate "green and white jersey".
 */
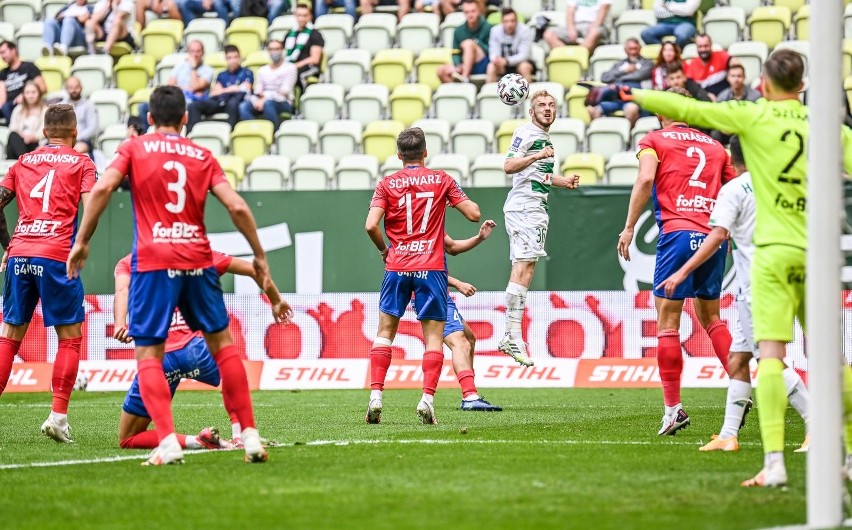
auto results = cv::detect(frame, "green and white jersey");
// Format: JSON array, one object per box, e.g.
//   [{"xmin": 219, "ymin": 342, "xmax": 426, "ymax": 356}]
[
  {"xmin": 634, "ymin": 90, "xmax": 852, "ymax": 250},
  {"xmin": 503, "ymin": 122, "xmax": 555, "ymax": 213}
]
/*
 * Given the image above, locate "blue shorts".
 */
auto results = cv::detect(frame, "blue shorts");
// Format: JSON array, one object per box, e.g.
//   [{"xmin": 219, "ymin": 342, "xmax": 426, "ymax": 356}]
[
  {"xmin": 380, "ymin": 271, "xmax": 448, "ymax": 321},
  {"xmin": 122, "ymin": 337, "xmax": 220, "ymax": 418},
  {"xmin": 3, "ymin": 257, "xmax": 84, "ymax": 327},
  {"xmin": 444, "ymin": 297, "xmax": 464, "ymax": 338},
  {"xmin": 129, "ymin": 268, "xmax": 229, "ymax": 346},
  {"xmin": 653, "ymin": 230, "xmax": 727, "ymax": 301},
  {"xmin": 472, "ymin": 56, "xmax": 489, "ymax": 75}
]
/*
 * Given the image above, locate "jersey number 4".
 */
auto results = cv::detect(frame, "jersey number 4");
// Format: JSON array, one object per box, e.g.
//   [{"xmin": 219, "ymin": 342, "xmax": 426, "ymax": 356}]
[
  {"xmin": 398, "ymin": 192, "xmax": 434, "ymax": 235},
  {"xmin": 30, "ymin": 170, "xmax": 55, "ymax": 213}
]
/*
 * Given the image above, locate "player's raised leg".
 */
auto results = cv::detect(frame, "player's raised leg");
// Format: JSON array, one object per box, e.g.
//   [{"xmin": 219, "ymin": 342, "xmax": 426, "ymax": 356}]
[{"xmin": 499, "ymin": 260, "xmax": 535, "ymax": 367}]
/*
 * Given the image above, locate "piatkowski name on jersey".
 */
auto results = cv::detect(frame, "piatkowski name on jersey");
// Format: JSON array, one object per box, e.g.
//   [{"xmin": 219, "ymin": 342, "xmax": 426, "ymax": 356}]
[
  {"xmin": 108, "ymin": 133, "xmax": 228, "ymax": 273},
  {"xmin": 115, "ymin": 251, "xmax": 233, "ymax": 352},
  {"xmin": 504, "ymin": 122, "xmax": 554, "ymax": 212},
  {"xmin": 0, "ymin": 144, "xmax": 96, "ymax": 262},
  {"xmin": 638, "ymin": 125, "xmax": 735, "ymax": 234},
  {"xmin": 709, "ymin": 172, "xmax": 755, "ymax": 296},
  {"xmin": 370, "ymin": 166, "xmax": 469, "ymax": 272}
]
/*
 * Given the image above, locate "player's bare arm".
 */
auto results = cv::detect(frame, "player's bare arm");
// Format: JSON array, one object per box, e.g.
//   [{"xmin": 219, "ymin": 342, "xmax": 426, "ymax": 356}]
[
  {"xmin": 657, "ymin": 226, "xmax": 729, "ymax": 298},
  {"xmin": 504, "ymin": 145, "xmax": 553, "ymax": 175},
  {"xmin": 617, "ymin": 153, "xmax": 657, "ymax": 262},
  {"xmin": 226, "ymin": 258, "xmax": 293, "ymax": 324},
  {"xmin": 67, "ymin": 167, "xmax": 124, "ymax": 278},
  {"xmin": 552, "ymin": 174, "xmax": 581, "ymax": 189},
  {"xmin": 113, "ymin": 270, "xmax": 132, "ymax": 344},
  {"xmin": 449, "ymin": 275, "xmax": 476, "ymax": 297},
  {"xmin": 365, "ymin": 206, "xmax": 389, "ymax": 261},
  {"xmin": 445, "ymin": 220, "xmax": 497, "ymax": 255},
  {"xmin": 211, "ymin": 182, "xmax": 270, "ymax": 291},
  {"xmin": 454, "ymin": 199, "xmax": 481, "ymax": 222}
]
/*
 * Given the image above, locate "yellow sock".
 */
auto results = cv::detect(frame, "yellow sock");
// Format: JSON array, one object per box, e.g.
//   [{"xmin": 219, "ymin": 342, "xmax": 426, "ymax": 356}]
[
  {"xmin": 757, "ymin": 359, "xmax": 787, "ymax": 454},
  {"xmin": 843, "ymin": 366, "xmax": 852, "ymax": 454}
]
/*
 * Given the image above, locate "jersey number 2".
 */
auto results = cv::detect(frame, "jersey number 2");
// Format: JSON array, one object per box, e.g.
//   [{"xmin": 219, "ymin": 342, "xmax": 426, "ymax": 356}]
[
  {"xmin": 30, "ymin": 170, "xmax": 55, "ymax": 213},
  {"xmin": 398, "ymin": 192, "xmax": 434, "ymax": 235},
  {"xmin": 163, "ymin": 161, "xmax": 187, "ymax": 214},
  {"xmin": 686, "ymin": 147, "xmax": 707, "ymax": 189}
]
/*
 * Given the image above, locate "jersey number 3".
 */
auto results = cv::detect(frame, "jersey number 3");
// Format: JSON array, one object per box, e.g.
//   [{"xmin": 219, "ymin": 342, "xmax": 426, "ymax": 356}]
[{"xmin": 163, "ymin": 161, "xmax": 187, "ymax": 214}]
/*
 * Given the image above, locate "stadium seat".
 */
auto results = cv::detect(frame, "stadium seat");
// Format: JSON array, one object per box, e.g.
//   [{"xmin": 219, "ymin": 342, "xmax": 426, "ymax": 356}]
[
  {"xmin": 217, "ymin": 155, "xmax": 246, "ymax": 189},
  {"xmin": 605, "ymin": 151, "xmax": 640, "ymax": 185},
  {"xmin": 268, "ymin": 15, "xmax": 297, "ymax": 41},
  {"xmin": 727, "ymin": 40, "xmax": 769, "ymax": 84},
  {"xmin": 363, "ymin": 120, "xmax": 405, "ymax": 162},
  {"xmin": 586, "ymin": 117, "xmax": 631, "ymax": 161},
  {"xmin": 512, "ymin": 0, "xmax": 545, "ymax": 19},
  {"xmin": 300, "ymin": 83, "xmax": 345, "ymax": 126},
  {"xmin": 292, "ymin": 154, "xmax": 335, "ymax": 190},
  {"xmin": 328, "ymin": 48, "xmax": 372, "ymax": 91},
  {"xmin": 128, "ymin": 87, "xmax": 154, "ymax": 115},
  {"xmin": 440, "ymin": 12, "xmax": 466, "ymax": 48},
  {"xmin": 702, "ymin": 6, "xmax": 745, "ymax": 49},
  {"xmin": 774, "ymin": 40, "xmax": 809, "ymax": 75},
  {"xmin": 631, "ymin": 115, "xmax": 661, "ymax": 149},
  {"xmin": 243, "ymin": 49, "xmax": 271, "ymax": 76},
  {"xmin": 614, "ymin": 10, "xmax": 656, "ymax": 44},
  {"xmin": 524, "ymin": 82, "xmax": 565, "ymax": 116},
  {"xmin": 450, "ymin": 119, "xmax": 494, "ymax": 160},
  {"xmin": 35, "ymin": 56, "xmax": 72, "ymax": 94},
  {"xmin": 397, "ymin": 13, "xmax": 439, "ymax": 56},
  {"xmin": 389, "ymin": 83, "xmax": 431, "ymax": 126},
  {"xmin": 91, "ymin": 89, "xmax": 128, "ymax": 135},
  {"xmin": 414, "ymin": 48, "xmax": 453, "ymax": 91},
  {"xmin": 336, "ymin": 154, "xmax": 378, "ymax": 190},
  {"xmin": 429, "ymin": 154, "xmax": 470, "ymax": 184},
  {"xmin": 15, "ymin": 21, "xmax": 43, "ymax": 62},
  {"xmin": 315, "ymin": 14, "xmax": 354, "ymax": 57},
  {"xmin": 477, "ymin": 82, "xmax": 517, "ymax": 128},
  {"xmin": 772, "ymin": 0, "xmax": 805, "ymax": 15},
  {"xmin": 354, "ymin": 13, "xmax": 397, "ymax": 55},
  {"xmin": 846, "ymin": 3, "xmax": 852, "ymax": 40},
  {"xmin": 549, "ymin": 118, "xmax": 586, "ymax": 159},
  {"xmin": 225, "ymin": 17, "xmax": 269, "ymax": 57},
  {"xmin": 845, "ymin": 40, "xmax": 852, "ymax": 79},
  {"xmin": 189, "ymin": 121, "xmax": 233, "ymax": 156},
  {"xmin": 412, "ymin": 118, "xmax": 450, "ymax": 156},
  {"xmin": 98, "ymin": 123, "xmax": 128, "ymax": 160},
  {"xmin": 42, "ymin": 0, "xmax": 67, "ymax": 20},
  {"xmin": 566, "ymin": 84, "xmax": 591, "ymax": 125},
  {"xmin": 496, "ymin": 119, "xmax": 526, "ymax": 154},
  {"xmin": 142, "ymin": 19, "xmax": 184, "ymax": 62},
  {"xmin": 0, "ymin": 0, "xmax": 39, "ymax": 31},
  {"xmin": 275, "ymin": 119, "xmax": 319, "ymax": 160},
  {"xmin": 184, "ymin": 18, "xmax": 226, "ymax": 54},
  {"xmin": 640, "ymin": 43, "xmax": 660, "ymax": 60},
  {"xmin": 346, "ymin": 83, "xmax": 389, "ymax": 126},
  {"xmin": 729, "ymin": 0, "xmax": 761, "ymax": 17},
  {"xmin": 747, "ymin": 6, "xmax": 791, "ymax": 49},
  {"xmin": 793, "ymin": 4, "xmax": 809, "ymax": 40},
  {"xmin": 470, "ymin": 153, "xmax": 509, "ymax": 188},
  {"xmin": 114, "ymin": 54, "xmax": 156, "ymax": 96},
  {"xmin": 230, "ymin": 119, "xmax": 274, "ymax": 166},
  {"xmin": 204, "ymin": 51, "xmax": 227, "ymax": 78},
  {"xmin": 372, "ymin": 49, "xmax": 414, "ymax": 91},
  {"xmin": 319, "ymin": 119, "xmax": 362, "ymax": 161},
  {"xmin": 432, "ymin": 83, "xmax": 476, "ymax": 126},
  {"xmin": 529, "ymin": 10, "xmax": 565, "ymax": 30},
  {"xmin": 0, "ymin": 22, "xmax": 14, "ymax": 42},
  {"xmin": 546, "ymin": 46, "xmax": 589, "ymax": 89},
  {"xmin": 0, "ymin": 126, "xmax": 8, "ymax": 157},
  {"xmin": 589, "ymin": 45, "xmax": 627, "ymax": 83},
  {"xmin": 246, "ymin": 155, "xmax": 291, "ymax": 190},
  {"xmin": 562, "ymin": 153, "xmax": 605, "ymax": 185},
  {"xmin": 155, "ymin": 53, "xmax": 187, "ymax": 85},
  {"xmin": 381, "ymin": 154, "xmax": 403, "ymax": 177}
]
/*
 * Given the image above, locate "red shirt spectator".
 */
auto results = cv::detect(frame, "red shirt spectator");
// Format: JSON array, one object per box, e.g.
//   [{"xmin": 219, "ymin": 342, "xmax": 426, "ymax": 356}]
[{"xmin": 683, "ymin": 34, "xmax": 730, "ymax": 97}]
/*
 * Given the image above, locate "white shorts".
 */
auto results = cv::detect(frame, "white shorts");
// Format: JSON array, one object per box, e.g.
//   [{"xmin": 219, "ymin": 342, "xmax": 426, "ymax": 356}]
[
  {"xmin": 731, "ymin": 295, "xmax": 758, "ymax": 357},
  {"xmin": 505, "ymin": 209, "xmax": 549, "ymax": 263}
]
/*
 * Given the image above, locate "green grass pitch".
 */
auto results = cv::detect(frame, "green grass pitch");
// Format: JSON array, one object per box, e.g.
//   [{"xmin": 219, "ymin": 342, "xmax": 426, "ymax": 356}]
[{"xmin": 0, "ymin": 388, "xmax": 810, "ymax": 529}]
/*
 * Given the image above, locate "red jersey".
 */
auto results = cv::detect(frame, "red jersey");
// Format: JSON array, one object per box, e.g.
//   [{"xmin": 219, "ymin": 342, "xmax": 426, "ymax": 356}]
[
  {"xmin": 1, "ymin": 144, "xmax": 96, "ymax": 261},
  {"xmin": 114, "ymin": 251, "xmax": 233, "ymax": 352},
  {"xmin": 684, "ymin": 51, "xmax": 731, "ymax": 90},
  {"xmin": 638, "ymin": 125, "xmax": 735, "ymax": 234},
  {"xmin": 108, "ymin": 133, "xmax": 228, "ymax": 272},
  {"xmin": 370, "ymin": 166, "xmax": 469, "ymax": 272}
]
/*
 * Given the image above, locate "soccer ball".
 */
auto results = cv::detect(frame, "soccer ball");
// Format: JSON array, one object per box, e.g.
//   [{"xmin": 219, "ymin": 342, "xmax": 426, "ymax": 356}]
[
  {"xmin": 498, "ymin": 73, "xmax": 530, "ymax": 106},
  {"xmin": 73, "ymin": 372, "xmax": 88, "ymax": 391}
]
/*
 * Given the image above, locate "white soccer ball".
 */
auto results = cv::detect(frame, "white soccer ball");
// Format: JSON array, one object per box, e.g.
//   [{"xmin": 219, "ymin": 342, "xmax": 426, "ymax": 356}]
[
  {"xmin": 497, "ymin": 73, "xmax": 530, "ymax": 106},
  {"xmin": 73, "ymin": 372, "xmax": 88, "ymax": 391}
]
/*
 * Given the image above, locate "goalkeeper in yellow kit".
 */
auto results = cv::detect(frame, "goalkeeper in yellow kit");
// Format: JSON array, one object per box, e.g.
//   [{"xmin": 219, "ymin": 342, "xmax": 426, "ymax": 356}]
[{"xmin": 617, "ymin": 49, "xmax": 852, "ymax": 487}]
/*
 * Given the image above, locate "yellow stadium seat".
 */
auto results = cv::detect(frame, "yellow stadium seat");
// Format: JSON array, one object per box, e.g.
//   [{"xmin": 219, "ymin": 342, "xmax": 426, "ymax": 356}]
[
  {"xmin": 225, "ymin": 17, "xmax": 268, "ymax": 57},
  {"xmin": 230, "ymin": 120, "xmax": 274, "ymax": 166},
  {"xmin": 747, "ymin": 6, "xmax": 791, "ymax": 49},
  {"xmin": 372, "ymin": 49, "xmax": 414, "ymax": 91},
  {"xmin": 204, "ymin": 51, "xmax": 227, "ymax": 79},
  {"xmin": 793, "ymin": 4, "xmax": 808, "ymax": 40},
  {"xmin": 217, "ymin": 155, "xmax": 246, "ymax": 189},
  {"xmin": 243, "ymin": 50, "xmax": 271, "ymax": 76},
  {"xmin": 363, "ymin": 120, "xmax": 406, "ymax": 162},
  {"xmin": 142, "ymin": 18, "xmax": 185, "ymax": 61},
  {"xmin": 640, "ymin": 44, "xmax": 660, "ymax": 60},
  {"xmin": 562, "ymin": 153, "xmax": 605, "ymax": 186},
  {"xmin": 415, "ymin": 48, "xmax": 453, "ymax": 91},
  {"xmin": 128, "ymin": 87, "xmax": 155, "ymax": 116},
  {"xmin": 114, "ymin": 54, "xmax": 156, "ymax": 95},
  {"xmin": 546, "ymin": 46, "xmax": 589, "ymax": 88},
  {"xmin": 389, "ymin": 83, "xmax": 431, "ymax": 127},
  {"xmin": 772, "ymin": 0, "xmax": 804, "ymax": 15},
  {"xmin": 566, "ymin": 84, "xmax": 591, "ymax": 125},
  {"xmin": 35, "ymin": 56, "xmax": 71, "ymax": 93},
  {"xmin": 496, "ymin": 119, "xmax": 526, "ymax": 154}
]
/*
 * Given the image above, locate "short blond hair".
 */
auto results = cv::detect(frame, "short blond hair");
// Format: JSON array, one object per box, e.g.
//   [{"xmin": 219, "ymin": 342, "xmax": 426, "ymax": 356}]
[{"xmin": 529, "ymin": 90, "xmax": 556, "ymax": 107}]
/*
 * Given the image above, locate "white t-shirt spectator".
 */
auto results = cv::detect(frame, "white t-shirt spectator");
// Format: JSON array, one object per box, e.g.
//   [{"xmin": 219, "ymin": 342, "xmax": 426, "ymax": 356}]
[
  {"xmin": 92, "ymin": 0, "xmax": 134, "ymax": 36},
  {"xmin": 568, "ymin": 0, "xmax": 612, "ymax": 26},
  {"xmin": 488, "ymin": 23, "xmax": 533, "ymax": 66},
  {"xmin": 253, "ymin": 62, "xmax": 298, "ymax": 104}
]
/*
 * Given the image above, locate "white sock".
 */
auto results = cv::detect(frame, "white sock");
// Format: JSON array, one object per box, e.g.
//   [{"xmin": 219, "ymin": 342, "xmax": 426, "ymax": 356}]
[
  {"xmin": 370, "ymin": 389, "xmax": 383, "ymax": 402},
  {"xmin": 765, "ymin": 451, "xmax": 784, "ymax": 468},
  {"xmin": 185, "ymin": 435, "xmax": 201, "ymax": 449},
  {"xmin": 421, "ymin": 393, "xmax": 434, "ymax": 405},
  {"xmin": 231, "ymin": 423, "xmax": 242, "ymax": 440},
  {"xmin": 720, "ymin": 379, "xmax": 752, "ymax": 439},
  {"xmin": 783, "ymin": 367, "xmax": 809, "ymax": 423},
  {"xmin": 664, "ymin": 403, "xmax": 681, "ymax": 416},
  {"xmin": 50, "ymin": 412, "xmax": 68, "ymax": 426},
  {"xmin": 505, "ymin": 282, "xmax": 528, "ymax": 339},
  {"xmin": 463, "ymin": 393, "xmax": 480, "ymax": 401}
]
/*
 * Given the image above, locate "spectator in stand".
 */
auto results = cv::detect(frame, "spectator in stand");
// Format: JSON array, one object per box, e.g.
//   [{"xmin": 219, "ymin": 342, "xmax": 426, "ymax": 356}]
[
  {"xmin": 486, "ymin": 8, "xmax": 534, "ymax": 83},
  {"xmin": 268, "ymin": 0, "xmax": 290, "ymax": 24},
  {"xmin": 6, "ymin": 82, "xmax": 47, "ymax": 159},
  {"xmin": 589, "ymin": 38, "xmax": 652, "ymax": 126},
  {"xmin": 683, "ymin": 34, "xmax": 731, "ymax": 97},
  {"xmin": 284, "ymin": 4, "xmax": 325, "ymax": 91},
  {"xmin": 437, "ymin": 0, "xmax": 491, "ymax": 84},
  {"xmin": 42, "ymin": 0, "xmax": 92, "ymax": 56},
  {"xmin": 177, "ymin": 0, "xmax": 230, "ymax": 25},
  {"xmin": 136, "ymin": 0, "xmax": 182, "ymax": 29},
  {"xmin": 239, "ymin": 39, "xmax": 297, "ymax": 130},
  {"xmin": 651, "ymin": 41, "xmax": 681, "ymax": 90},
  {"xmin": 62, "ymin": 76, "xmax": 98, "ymax": 155},
  {"xmin": 187, "ymin": 45, "xmax": 253, "ymax": 132},
  {"xmin": 716, "ymin": 64, "xmax": 760, "ymax": 103},
  {"xmin": 137, "ymin": 40, "xmax": 215, "ymax": 122},
  {"xmin": 0, "ymin": 41, "xmax": 47, "ymax": 124},
  {"xmin": 359, "ymin": 0, "xmax": 409, "ymax": 21},
  {"xmin": 85, "ymin": 0, "xmax": 136, "ymax": 55},
  {"xmin": 640, "ymin": 0, "xmax": 699, "ymax": 50},
  {"xmin": 316, "ymin": 0, "xmax": 356, "ymax": 19},
  {"xmin": 543, "ymin": 0, "xmax": 610, "ymax": 53},
  {"xmin": 663, "ymin": 61, "xmax": 710, "ymax": 101}
]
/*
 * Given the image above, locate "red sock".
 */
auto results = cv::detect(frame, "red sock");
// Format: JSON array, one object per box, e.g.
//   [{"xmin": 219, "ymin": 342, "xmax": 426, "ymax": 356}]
[
  {"xmin": 0, "ymin": 338, "xmax": 22, "ymax": 396},
  {"xmin": 456, "ymin": 369, "xmax": 478, "ymax": 399},
  {"xmin": 706, "ymin": 320, "xmax": 732, "ymax": 375},
  {"xmin": 214, "ymin": 344, "xmax": 255, "ymax": 430},
  {"xmin": 120, "ymin": 430, "xmax": 187, "ymax": 449},
  {"xmin": 51, "ymin": 337, "xmax": 82, "ymax": 414},
  {"xmin": 137, "ymin": 358, "xmax": 175, "ymax": 441},
  {"xmin": 422, "ymin": 351, "xmax": 444, "ymax": 396},
  {"xmin": 657, "ymin": 330, "xmax": 683, "ymax": 407},
  {"xmin": 370, "ymin": 346, "xmax": 393, "ymax": 390}
]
